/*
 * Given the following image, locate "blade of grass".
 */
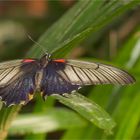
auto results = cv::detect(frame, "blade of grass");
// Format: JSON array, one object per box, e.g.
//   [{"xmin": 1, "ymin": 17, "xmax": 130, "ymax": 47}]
[
  {"xmin": 112, "ymin": 32, "xmax": 140, "ymax": 139},
  {"xmin": 108, "ymin": 87, "xmax": 140, "ymax": 139},
  {"xmin": 53, "ymin": 93, "xmax": 116, "ymax": 134},
  {"xmin": 0, "ymin": 106, "xmax": 20, "ymax": 140},
  {"xmin": 28, "ymin": 0, "xmax": 140, "ymax": 58},
  {"xmin": 9, "ymin": 108, "xmax": 86, "ymax": 135}
]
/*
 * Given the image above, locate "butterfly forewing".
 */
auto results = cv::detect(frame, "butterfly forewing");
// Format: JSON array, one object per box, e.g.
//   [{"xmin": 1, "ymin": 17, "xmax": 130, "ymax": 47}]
[
  {"xmin": 54, "ymin": 59, "xmax": 135, "ymax": 85},
  {"xmin": 0, "ymin": 59, "xmax": 39, "ymax": 106}
]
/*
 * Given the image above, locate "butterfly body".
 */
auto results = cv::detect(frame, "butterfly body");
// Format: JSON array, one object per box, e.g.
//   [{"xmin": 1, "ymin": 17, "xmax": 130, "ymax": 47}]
[{"xmin": 0, "ymin": 54, "xmax": 135, "ymax": 106}]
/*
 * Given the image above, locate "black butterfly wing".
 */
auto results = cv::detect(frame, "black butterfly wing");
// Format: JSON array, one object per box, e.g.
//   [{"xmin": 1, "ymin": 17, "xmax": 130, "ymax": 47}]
[
  {"xmin": 0, "ymin": 59, "xmax": 39, "ymax": 106},
  {"xmin": 41, "ymin": 60, "xmax": 80, "ymax": 98},
  {"xmin": 41, "ymin": 59, "xmax": 135, "ymax": 98}
]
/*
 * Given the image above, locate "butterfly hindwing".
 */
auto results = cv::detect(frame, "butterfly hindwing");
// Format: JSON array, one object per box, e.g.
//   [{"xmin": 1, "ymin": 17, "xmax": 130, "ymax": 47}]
[{"xmin": 0, "ymin": 59, "xmax": 39, "ymax": 106}]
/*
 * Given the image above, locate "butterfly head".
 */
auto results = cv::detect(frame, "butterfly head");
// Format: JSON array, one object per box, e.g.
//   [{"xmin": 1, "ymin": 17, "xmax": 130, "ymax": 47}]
[
  {"xmin": 40, "ymin": 53, "xmax": 51, "ymax": 67},
  {"xmin": 45, "ymin": 53, "xmax": 51, "ymax": 60}
]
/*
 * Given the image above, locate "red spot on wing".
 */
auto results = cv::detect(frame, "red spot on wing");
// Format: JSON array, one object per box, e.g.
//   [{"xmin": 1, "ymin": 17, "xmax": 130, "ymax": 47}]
[
  {"xmin": 53, "ymin": 59, "xmax": 66, "ymax": 63},
  {"xmin": 23, "ymin": 59, "xmax": 35, "ymax": 63}
]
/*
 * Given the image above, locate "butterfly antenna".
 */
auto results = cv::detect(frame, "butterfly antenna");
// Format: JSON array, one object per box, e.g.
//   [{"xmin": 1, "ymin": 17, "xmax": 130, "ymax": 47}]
[{"xmin": 27, "ymin": 34, "xmax": 47, "ymax": 54}]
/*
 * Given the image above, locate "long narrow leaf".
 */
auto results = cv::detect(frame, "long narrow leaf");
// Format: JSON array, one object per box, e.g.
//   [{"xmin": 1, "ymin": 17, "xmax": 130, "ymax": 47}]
[
  {"xmin": 10, "ymin": 108, "xmax": 86, "ymax": 134},
  {"xmin": 53, "ymin": 93, "xmax": 116, "ymax": 134}
]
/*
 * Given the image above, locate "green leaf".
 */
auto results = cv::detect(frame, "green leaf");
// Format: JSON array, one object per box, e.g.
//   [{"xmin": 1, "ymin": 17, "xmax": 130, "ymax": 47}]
[
  {"xmin": 115, "ymin": 90, "xmax": 140, "ymax": 139},
  {"xmin": 108, "ymin": 30, "xmax": 140, "ymax": 139},
  {"xmin": 0, "ymin": 0, "xmax": 139, "ymax": 139},
  {"xmin": 53, "ymin": 93, "xmax": 116, "ymax": 134},
  {"xmin": 28, "ymin": 0, "xmax": 140, "ymax": 58},
  {"xmin": 9, "ymin": 108, "xmax": 86, "ymax": 135},
  {"xmin": 0, "ymin": 106, "xmax": 21, "ymax": 140}
]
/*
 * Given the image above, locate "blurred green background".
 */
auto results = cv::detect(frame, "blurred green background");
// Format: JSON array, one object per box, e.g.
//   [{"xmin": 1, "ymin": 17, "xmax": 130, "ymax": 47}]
[{"xmin": 0, "ymin": 0, "xmax": 140, "ymax": 140}]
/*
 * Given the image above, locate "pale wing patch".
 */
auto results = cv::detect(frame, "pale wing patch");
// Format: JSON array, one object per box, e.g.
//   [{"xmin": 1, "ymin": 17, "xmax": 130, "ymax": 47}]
[
  {"xmin": 0, "ymin": 66, "xmax": 23, "ymax": 86},
  {"xmin": 63, "ymin": 65, "xmax": 82, "ymax": 84},
  {"xmin": 72, "ymin": 67, "xmax": 90, "ymax": 83},
  {"xmin": 82, "ymin": 69, "xmax": 99, "ymax": 84},
  {"xmin": 62, "ymin": 59, "xmax": 135, "ymax": 85},
  {"xmin": 0, "ymin": 60, "xmax": 22, "ymax": 69}
]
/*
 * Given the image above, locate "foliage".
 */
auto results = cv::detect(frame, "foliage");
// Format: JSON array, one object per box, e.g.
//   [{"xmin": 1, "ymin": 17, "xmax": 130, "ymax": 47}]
[{"xmin": 0, "ymin": 0, "xmax": 140, "ymax": 140}]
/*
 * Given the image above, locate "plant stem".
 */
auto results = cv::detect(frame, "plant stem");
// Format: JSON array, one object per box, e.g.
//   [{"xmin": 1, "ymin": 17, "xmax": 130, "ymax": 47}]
[{"xmin": 0, "ymin": 106, "xmax": 21, "ymax": 140}]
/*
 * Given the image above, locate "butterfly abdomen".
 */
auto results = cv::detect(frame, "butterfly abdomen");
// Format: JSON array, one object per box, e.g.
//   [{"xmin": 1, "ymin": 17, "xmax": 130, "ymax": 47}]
[{"xmin": 35, "ymin": 69, "xmax": 44, "ymax": 91}]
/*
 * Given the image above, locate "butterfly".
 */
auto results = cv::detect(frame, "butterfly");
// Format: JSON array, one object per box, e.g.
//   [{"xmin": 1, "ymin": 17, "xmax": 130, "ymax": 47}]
[{"xmin": 0, "ymin": 53, "xmax": 135, "ymax": 107}]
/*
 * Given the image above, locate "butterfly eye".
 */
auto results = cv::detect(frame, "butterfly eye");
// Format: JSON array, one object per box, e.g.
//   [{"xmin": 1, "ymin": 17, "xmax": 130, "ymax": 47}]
[
  {"xmin": 46, "ymin": 53, "xmax": 51, "ymax": 61},
  {"xmin": 48, "ymin": 54, "xmax": 51, "ymax": 58}
]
